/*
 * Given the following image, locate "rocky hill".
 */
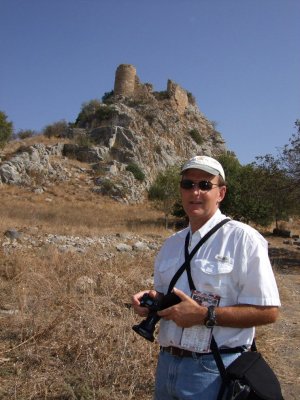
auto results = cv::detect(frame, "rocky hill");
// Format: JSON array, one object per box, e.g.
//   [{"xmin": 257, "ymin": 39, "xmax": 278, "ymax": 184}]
[{"xmin": 0, "ymin": 64, "xmax": 227, "ymax": 203}]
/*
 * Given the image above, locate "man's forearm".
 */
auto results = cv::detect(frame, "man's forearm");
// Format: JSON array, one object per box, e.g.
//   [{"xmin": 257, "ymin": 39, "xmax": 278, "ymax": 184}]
[
  {"xmin": 157, "ymin": 288, "xmax": 279, "ymax": 328},
  {"xmin": 214, "ymin": 304, "xmax": 279, "ymax": 328}
]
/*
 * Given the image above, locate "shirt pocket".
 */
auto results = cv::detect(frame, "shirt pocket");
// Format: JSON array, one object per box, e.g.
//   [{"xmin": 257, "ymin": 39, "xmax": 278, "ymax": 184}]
[
  {"xmin": 199, "ymin": 260, "xmax": 233, "ymax": 275},
  {"xmin": 158, "ymin": 257, "xmax": 179, "ymax": 272},
  {"xmin": 157, "ymin": 257, "xmax": 182, "ymax": 288},
  {"xmin": 194, "ymin": 259, "xmax": 234, "ymax": 299}
]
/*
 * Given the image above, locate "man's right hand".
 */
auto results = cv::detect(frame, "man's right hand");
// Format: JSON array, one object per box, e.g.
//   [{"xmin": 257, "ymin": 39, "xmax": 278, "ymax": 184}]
[{"xmin": 131, "ymin": 290, "xmax": 159, "ymax": 317}]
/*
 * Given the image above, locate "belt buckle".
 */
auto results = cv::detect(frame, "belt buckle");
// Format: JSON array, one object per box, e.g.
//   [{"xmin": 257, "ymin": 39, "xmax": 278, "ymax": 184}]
[
  {"xmin": 170, "ymin": 347, "xmax": 176, "ymax": 356},
  {"xmin": 168, "ymin": 346, "xmax": 179, "ymax": 356},
  {"xmin": 171, "ymin": 347, "xmax": 186, "ymax": 357},
  {"xmin": 178, "ymin": 348, "xmax": 185, "ymax": 357}
]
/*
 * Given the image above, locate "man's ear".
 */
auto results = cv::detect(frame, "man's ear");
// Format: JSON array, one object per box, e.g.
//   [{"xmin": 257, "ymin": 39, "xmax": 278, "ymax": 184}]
[{"xmin": 218, "ymin": 185, "xmax": 227, "ymax": 203}]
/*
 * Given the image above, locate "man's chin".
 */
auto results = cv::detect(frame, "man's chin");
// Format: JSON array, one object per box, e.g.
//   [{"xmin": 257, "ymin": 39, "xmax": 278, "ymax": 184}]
[{"xmin": 187, "ymin": 207, "xmax": 204, "ymax": 216}]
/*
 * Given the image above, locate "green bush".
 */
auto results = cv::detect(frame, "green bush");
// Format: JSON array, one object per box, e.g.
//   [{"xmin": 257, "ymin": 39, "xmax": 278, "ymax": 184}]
[
  {"xmin": 126, "ymin": 163, "xmax": 145, "ymax": 181},
  {"xmin": 102, "ymin": 90, "xmax": 114, "ymax": 103},
  {"xmin": 187, "ymin": 91, "xmax": 196, "ymax": 105},
  {"xmin": 126, "ymin": 99, "xmax": 142, "ymax": 107},
  {"xmin": 145, "ymin": 114, "xmax": 155, "ymax": 125},
  {"xmin": 148, "ymin": 165, "xmax": 181, "ymax": 228},
  {"xmin": 212, "ymin": 131, "xmax": 224, "ymax": 144},
  {"xmin": 189, "ymin": 129, "xmax": 204, "ymax": 146},
  {"xmin": 75, "ymin": 100, "xmax": 115, "ymax": 128},
  {"xmin": 75, "ymin": 99, "xmax": 102, "ymax": 127},
  {"xmin": 101, "ymin": 178, "xmax": 115, "ymax": 192},
  {"xmin": 74, "ymin": 134, "xmax": 94, "ymax": 147},
  {"xmin": 17, "ymin": 129, "xmax": 36, "ymax": 139},
  {"xmin": 154, "ymin": 144, "xmax": 162, "ymax": 154},
  {"xmin": 95, "ymin": 106, "xmax": 115, "ymax": 121},
  {"xmin": 0, "ymin": 111, "xmax": 13, "ymax": 148},
  {"xmin": 153, "ymin": 91, "xmax": 170, "ymax": 101},
  {"xmin": 43, "ymin": 120, "xmax": 69, "ymax": 138}
]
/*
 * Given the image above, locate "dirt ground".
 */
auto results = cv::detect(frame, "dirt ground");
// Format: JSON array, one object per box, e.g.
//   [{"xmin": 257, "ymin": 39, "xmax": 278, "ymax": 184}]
[{"xmin": 257, "ymin": 236, "xmax": 300, "ymax": 400}]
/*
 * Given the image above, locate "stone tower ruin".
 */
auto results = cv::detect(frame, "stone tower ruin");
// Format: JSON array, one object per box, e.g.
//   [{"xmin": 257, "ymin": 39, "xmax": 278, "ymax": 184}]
[
  {"xmin": 114, "ymin": 64, "xmax": 137, "ymax": 97},
  {"xmin": 113, "ymin": 63, "xmax": 189, "ymax": 115}
]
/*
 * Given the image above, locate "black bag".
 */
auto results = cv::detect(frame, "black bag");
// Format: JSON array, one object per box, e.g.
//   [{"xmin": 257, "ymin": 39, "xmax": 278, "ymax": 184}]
[
  {"xmin": 223, "ymin": 351, "xmax": 284, "ymax": 400},
  {"xmin": 211, "ymin": 337, "xmax": 284, "ymax": 400}
]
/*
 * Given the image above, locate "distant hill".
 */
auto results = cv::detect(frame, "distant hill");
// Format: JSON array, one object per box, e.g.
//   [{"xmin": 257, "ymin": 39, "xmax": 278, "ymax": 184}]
[{"xmin": 0, "ymin": 64, "xmax": 227, "ymax": 203}]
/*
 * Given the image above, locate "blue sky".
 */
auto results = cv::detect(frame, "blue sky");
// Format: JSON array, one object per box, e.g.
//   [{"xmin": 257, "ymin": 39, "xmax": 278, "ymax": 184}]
[{"xmin": 1, "ymin": 0, "xmax": 299, "ymax": 164}]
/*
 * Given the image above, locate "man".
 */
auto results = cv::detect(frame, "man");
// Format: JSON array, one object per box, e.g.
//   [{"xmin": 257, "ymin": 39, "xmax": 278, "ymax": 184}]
[{"xmin": 132, "ymin": 155, "xmax": 281, "ymax": 400}]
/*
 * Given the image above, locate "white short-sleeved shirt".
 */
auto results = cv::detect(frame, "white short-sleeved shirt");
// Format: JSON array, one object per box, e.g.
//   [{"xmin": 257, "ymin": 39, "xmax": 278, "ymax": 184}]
[{"xmin": 154, "ymin": 209, "xmax": 281, "ymax": 350}]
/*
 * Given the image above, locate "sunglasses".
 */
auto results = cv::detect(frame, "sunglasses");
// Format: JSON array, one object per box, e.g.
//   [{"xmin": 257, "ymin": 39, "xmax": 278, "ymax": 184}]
[{"xmin": 180, "ymin": 179, "xmax": 220, "ymax": 191}]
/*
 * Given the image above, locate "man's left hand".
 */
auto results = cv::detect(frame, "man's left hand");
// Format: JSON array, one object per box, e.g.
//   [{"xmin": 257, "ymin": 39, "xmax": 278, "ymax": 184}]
[{"xmin": 157, "ymin": 287, "xmax": 208, "ymax": 328}]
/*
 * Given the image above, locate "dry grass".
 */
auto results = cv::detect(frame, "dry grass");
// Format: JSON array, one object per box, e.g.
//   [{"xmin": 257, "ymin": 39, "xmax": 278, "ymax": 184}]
[
  {"xmin": 0, "ymin": 184, "xmax": 167, "ymax": 237},
  {"xmin": 0, "ymin": 246, "xmax": 159, "ymax": 399},
  {"xmin": 1, "ymin": 135, "xmax": 70, "ymax": 159},
  {"xmin": 0, "ymin": 183, "xmax": 169, "ymax": 399},
  {"xmin": 0, "ymin": 183, "xmax": 299, "ymax": 399}
]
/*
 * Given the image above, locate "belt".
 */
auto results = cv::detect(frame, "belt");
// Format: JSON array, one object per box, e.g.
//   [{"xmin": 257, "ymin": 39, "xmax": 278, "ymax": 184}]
[{"xmin": 161, "ymin": 346, "xmax": 247, "ymax": 358}]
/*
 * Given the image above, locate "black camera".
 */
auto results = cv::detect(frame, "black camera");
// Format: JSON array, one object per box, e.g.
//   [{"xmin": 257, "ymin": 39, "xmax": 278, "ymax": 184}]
[{"xmin": 132, "ymin": 292, "xmax": 181, "ymax": 342}]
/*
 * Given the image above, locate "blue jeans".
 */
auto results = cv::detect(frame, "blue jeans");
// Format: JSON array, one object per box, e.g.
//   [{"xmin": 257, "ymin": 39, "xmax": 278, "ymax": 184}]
[{"xmin": 154, "ymin": 349, "xmax": 241, "ymax": 400}]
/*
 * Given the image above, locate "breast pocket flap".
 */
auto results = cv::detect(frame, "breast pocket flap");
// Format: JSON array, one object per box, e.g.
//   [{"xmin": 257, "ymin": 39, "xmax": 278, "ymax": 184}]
[{"xmin": 199, "ymin": 260, "xmax": 233, "ymax": 275}]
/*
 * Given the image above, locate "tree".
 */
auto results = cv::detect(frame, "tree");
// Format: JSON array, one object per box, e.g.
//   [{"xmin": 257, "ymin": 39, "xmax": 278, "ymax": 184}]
[
  {"xmin": 251, "ymin": 121, "xmax": 300, "ymax": 225},
  {"xmin": 254, "ymin": 154, "xmax": 299, "ymax": 227},
  {"xmin": 236, "ymin": 164, "xmax": 274, "ymax": 226},
  {"xmin": 218, "ymin": 153, "xmax": 274, "ymax": 226},
  {"xmin": 217, "ymin": 153, "xmax": 242, "ymax": 218},
  {"xmin": 0, "ymin": 111, "xmax": 13, "ymax": 148},
  {"xmin": 148, "ymin": 165, "xmax": 181, "ymax": 228},
  {"xmin": 281, "ymin": 119, "xmax": 300, "ymax": 184}
]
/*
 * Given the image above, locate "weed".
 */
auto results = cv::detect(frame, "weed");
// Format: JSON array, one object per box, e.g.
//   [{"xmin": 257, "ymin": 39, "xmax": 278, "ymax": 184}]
[{"xmin": 188, "ymin": 129, "xmax": 204, "ymax": 146}]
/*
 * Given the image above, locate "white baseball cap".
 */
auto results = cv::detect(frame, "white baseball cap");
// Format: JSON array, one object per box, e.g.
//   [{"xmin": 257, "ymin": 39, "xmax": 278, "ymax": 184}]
[{"xmin": 181, "ymin": 155, "xmax": 225, "ymax": 180}]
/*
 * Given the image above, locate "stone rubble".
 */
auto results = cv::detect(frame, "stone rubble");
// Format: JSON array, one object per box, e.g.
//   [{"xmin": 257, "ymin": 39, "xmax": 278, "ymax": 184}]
[
  {"xmin": 1, "ymin": 228, "xmax": 162, "ymax": 257},
  {"xmin": 0, "ymin": 228, "xmax": 161, "ymax": 306}
]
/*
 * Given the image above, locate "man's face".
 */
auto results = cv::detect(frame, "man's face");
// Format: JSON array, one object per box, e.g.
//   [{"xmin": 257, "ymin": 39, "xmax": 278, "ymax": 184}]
[{"xmin": 180, "ymin": 168, "xmax": 226, "ymax": 231}]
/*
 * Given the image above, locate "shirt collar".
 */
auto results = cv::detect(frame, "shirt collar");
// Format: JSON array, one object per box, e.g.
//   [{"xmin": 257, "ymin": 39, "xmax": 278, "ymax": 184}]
[{"xmin": 189, "ymin": 209, "xmax": 225, "ymax": 242}]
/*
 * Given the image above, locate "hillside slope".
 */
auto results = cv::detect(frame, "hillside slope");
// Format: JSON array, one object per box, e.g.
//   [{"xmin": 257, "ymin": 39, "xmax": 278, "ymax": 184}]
[{"xmin": 0, "ymin": 64, "xmax": 227, "ymax": 203}]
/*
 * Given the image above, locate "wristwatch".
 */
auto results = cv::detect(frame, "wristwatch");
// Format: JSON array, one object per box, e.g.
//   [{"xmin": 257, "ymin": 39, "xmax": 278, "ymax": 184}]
[{"xmin": 205, "ymin": 305, "xmax": 217, "ymax": 328}]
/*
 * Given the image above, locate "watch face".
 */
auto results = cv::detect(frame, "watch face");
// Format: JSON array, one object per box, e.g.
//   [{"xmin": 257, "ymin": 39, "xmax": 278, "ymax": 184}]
[
  {"xmin": 205, "ymin": 306, "xmax": 216, "ymax": 328},
  {"xmin": 205, "ymin": 319, "xmax": 215, "ymax": 328}
]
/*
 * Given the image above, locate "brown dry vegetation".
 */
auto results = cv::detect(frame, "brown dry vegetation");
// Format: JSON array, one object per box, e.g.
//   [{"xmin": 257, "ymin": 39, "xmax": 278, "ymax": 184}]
[{"xmin": 0, "ymin": 180, "xmax": 299, "ymax": 399}]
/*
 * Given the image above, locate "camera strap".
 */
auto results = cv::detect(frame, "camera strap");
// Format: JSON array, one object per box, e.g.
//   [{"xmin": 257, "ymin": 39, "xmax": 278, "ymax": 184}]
[{"xmin": 167, "ymin": 218, "xmax": 231, "ymax": 294}]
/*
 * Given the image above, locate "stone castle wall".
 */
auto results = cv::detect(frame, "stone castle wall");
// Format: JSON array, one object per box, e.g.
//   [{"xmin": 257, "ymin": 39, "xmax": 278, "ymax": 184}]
[
  {"xmin": 167, "ymin": 80, "xmax": 188, "ymax": 115},
  {"xmin": 113, "ymin": 64, "xmax": 189, "ymax": 114}
]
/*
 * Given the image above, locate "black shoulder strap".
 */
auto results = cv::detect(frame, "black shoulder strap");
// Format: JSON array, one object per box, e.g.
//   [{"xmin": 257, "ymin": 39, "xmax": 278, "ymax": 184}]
[
  {"xmin": 211, "ymin": 335, "xmax": 227, "ymax": 380},
  {"xmin": 167, "ymin": 218, "xmax": 231, "ymax": 294}
]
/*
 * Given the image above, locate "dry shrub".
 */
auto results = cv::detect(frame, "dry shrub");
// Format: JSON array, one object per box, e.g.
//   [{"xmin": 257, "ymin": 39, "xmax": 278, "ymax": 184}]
[{"xmin": 0, "ymin": 245, "xmax": 158, "ymax": 399}]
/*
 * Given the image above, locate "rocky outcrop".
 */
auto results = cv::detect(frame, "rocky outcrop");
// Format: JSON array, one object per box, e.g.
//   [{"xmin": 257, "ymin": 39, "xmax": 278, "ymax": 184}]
[
  {"xmin": 0, "ymin": 65, "xmax": 227, "ymax": 203},
  {"xmin": 0, "ymin": 144, "xmax": 67, "ymax": 186}
]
